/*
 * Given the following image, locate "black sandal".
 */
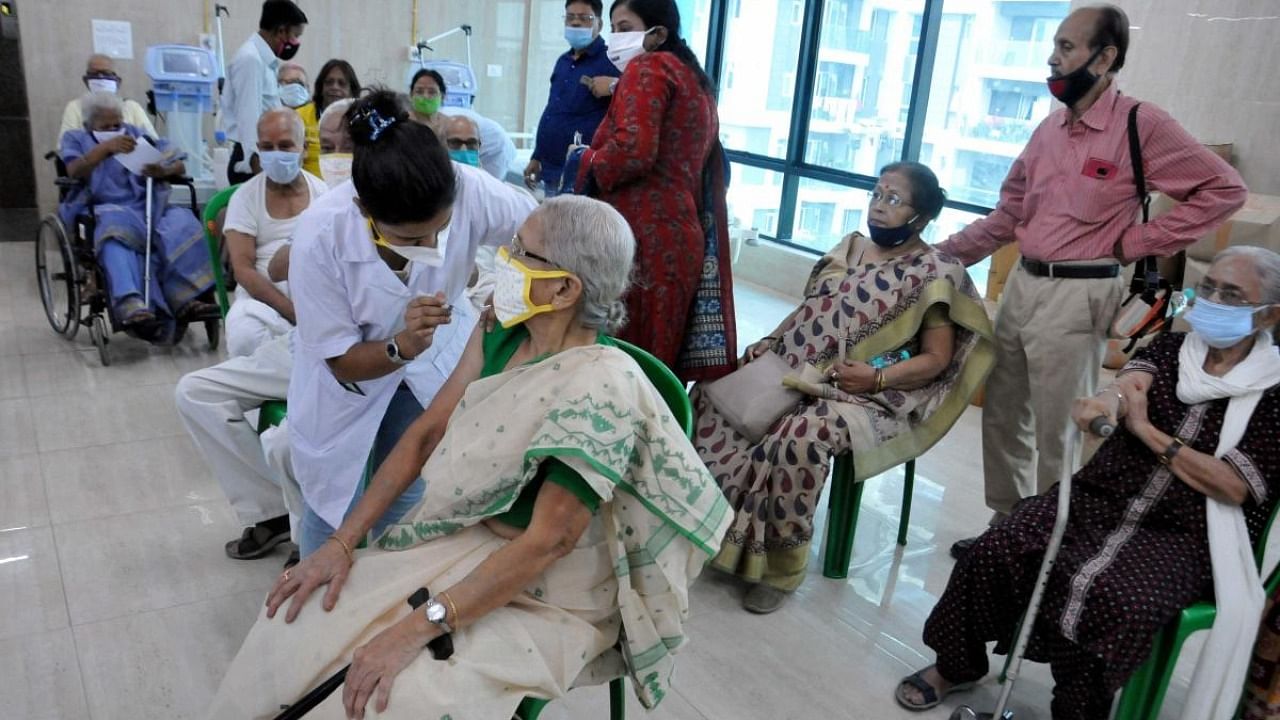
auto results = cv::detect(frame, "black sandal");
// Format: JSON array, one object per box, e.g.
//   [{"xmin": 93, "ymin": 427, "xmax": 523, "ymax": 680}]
[
  {"xmin": 895, "ymin": 666, "xmax": 975, "ymax": 712},
  {"xmin": 224, "ymin": 517, "xmax": 290, "ymax": 560}
]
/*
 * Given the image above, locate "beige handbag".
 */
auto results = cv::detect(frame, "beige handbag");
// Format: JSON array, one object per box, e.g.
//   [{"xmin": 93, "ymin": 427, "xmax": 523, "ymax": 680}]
[{"xmin": 701, "ymin": 352, "xmax": 805, "ymax": 443}]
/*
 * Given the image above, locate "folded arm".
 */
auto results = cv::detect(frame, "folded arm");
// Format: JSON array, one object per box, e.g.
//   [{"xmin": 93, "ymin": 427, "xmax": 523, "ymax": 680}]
[{"xmin": 225, "ymin": 230, "xmax": 295, "ymax": 322}]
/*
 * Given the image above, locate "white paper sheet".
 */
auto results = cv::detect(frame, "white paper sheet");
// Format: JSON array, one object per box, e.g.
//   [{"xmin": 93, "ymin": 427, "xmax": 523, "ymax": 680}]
[
  {"xmin": 112, "ymin": 138, "xmax": 169, "ymax": 176},
  {"xmin": 92, "ymin": 19, "xmax": 133, "ymax": 59}
]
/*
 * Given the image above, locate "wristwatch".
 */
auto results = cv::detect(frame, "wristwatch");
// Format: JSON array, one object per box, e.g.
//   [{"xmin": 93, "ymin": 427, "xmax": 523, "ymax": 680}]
[
  {"xmin": 424, "ymin": 596, "xmax": 453, "ymax": 634},
  {"xmin": 386, "ymin": 335, "xmax": 411, "ymax": 365},
  {"xmin": 1158, "ymin": 437, "xmax": 1185, "ymax": 466}
]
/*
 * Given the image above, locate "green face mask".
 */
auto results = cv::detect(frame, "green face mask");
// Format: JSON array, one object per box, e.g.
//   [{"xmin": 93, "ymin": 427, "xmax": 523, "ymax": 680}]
[{"xmin": 412, "ymin": 95, "xmax": 442, "ymax": 115}]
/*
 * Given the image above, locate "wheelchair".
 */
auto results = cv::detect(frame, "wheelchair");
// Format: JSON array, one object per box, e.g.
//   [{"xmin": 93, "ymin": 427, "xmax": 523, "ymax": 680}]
[{"xmin": 34, "ymin": 151, "xmax": 220, "ymax": 366}]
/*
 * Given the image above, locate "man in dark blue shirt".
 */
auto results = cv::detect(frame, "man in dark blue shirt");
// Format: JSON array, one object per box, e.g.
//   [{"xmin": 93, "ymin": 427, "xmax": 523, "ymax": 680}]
[{"xmin": 523, "ymin": 0, "xmax": 620, "ymax": 195}]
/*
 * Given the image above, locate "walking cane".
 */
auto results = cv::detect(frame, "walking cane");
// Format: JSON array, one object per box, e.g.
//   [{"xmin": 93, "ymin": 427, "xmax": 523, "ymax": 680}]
[
  {"xmin": 271, "ymin": 587, "xmax": 452, "ymax": 720},
  {"xmin": 143, "ymin": 176, "xmax": 153, "ymax": 309},
  {"xmin": 949, "ymin": 416, "xmax": 1114, "ymax": 720}
]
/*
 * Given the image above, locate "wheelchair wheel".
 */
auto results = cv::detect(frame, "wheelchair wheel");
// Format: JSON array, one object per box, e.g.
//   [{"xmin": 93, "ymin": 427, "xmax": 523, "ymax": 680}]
[
  {"xmin": 34, "ymin": 216, "xmax": 81, "ymax": 337},
  {"xmin": 205, "ymin": 319, "xmax": 221, "ymax": 351},
  {"xmin": 88, "ymin": 314, "xmax": 111, "ymax": 366}
]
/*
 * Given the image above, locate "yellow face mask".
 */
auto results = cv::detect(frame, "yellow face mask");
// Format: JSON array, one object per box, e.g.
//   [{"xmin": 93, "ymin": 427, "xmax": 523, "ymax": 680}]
[{"xmin": 493, "ymin": 245, "xmax": 573, "ymax": 328}]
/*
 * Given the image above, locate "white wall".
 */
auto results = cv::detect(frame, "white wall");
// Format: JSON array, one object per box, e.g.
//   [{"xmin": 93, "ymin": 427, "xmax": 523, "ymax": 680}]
[
  {"xmin": 1071, "ymin": 0, "xmax": 1280, "ymax": 195},
  {"xmin": 20, "ymin": 0, "xmax": 539, "ymax": 211}
]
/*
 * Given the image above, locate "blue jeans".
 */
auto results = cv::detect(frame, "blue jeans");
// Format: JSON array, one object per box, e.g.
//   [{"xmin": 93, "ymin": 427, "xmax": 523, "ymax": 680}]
[{"xmin": 298, "ymin": 383, "xmax": 425, "ymax": 557}]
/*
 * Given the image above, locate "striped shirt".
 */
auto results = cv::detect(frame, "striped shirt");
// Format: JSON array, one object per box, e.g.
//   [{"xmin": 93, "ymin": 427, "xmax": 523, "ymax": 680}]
[{"xmin": 937, "ymin": 85, "xmax": 1247, "ymax": 265}]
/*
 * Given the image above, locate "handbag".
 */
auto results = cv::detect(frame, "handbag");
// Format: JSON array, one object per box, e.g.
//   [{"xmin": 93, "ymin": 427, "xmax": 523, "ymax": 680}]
[{"xmin": 701, "ymin": 351, "xmax": 802, "ymax": 443}]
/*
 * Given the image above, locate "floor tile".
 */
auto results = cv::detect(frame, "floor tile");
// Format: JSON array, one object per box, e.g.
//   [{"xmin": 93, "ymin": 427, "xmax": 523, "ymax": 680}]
[
  {"xmin": 0, "ymin": 525, "xmax": 69, "ymax": 641},
  {"xmin": 0, "ymin": 627, "xmax": 89, "ymax": 720},
  {"xmin": 55, "ymin": 502, "xmax": 280, "ymax": 625},
  {"xmin": 0, "ymin": 454, "xmax": 50, "ymax": 530},
  {"xmin": 0, "ymin": 397, "xmax": 37, "ymax": 458},
  {"xmin": 21, "ymin": 347, "xmax": 179, "ymax": 398},
  {"xmin": 41, "ymin": 435, "xmax": 222, "ymax": 524},
  {"xmin": 32, "ymin": 383, "xmax": 184, "ymax": 453},
  {"xmin": 0, "ymin": 353, "xmax": 26, "ymax": 399},
  {"xmin": 74, "ymin": 589, "xmax": 264, "ymax": 720}
]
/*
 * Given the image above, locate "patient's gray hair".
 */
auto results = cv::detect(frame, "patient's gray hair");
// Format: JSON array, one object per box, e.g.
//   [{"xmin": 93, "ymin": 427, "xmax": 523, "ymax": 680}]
[
  {"xmin": 1215, "ymin": 246, "xmax": 1280, "ymax": 305},
  {"xmin": 539, "ymin": 195, "xmax": 635, "ymax": 333},
  {"xmin": 319, "ymin": 97, "xmax": 354, "ymax": 127},
  {"xmin": 81, "ymin": 91, "xmax": 123, "ymax": 124}
]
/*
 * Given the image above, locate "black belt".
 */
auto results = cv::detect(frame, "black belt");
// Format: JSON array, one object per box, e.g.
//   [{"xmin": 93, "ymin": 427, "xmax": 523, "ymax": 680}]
[{"xmin": 1021, "ymin": 258, "xmax": 1120, "ymax": 279}]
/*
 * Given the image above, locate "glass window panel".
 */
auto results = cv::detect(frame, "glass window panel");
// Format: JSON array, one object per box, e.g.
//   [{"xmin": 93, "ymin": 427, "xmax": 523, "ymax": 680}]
[
  {"xmin": 922, "ymin": 1, "xmax": 1070, "ymax": 205},
  {"xmin": 726, "ymin": 162, "xmax": 784, "ymax": 239},
  {"xmin": 717, "ymin": 0, "xmax": 805, "ymax": 158},
  {"xmin": 805, "ymin": 1, "xmax": 925, "ymax": 173},
  {"xmin": 787, "ymin": 178, "xmax": 871, "ymax": 253},
  {"xmin": 675, "ymin": 0, "xmax": 714, "ymax": 65}
]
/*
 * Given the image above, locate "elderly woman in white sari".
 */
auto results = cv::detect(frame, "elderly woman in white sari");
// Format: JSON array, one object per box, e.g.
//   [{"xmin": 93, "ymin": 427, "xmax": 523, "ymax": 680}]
[{"xmin": 205, "ymin": 195, "xmax": 731, "ymax": 720}]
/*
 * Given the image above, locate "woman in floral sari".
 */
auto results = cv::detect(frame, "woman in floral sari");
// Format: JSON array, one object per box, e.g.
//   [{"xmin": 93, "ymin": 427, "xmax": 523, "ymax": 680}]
[
  {"xmin": 693, "ymin": 162, "xmax": 995, "ymax": 613},
  {"xmin": 205, "ymin": 195, "xmax": 730, "ymax": 720}
]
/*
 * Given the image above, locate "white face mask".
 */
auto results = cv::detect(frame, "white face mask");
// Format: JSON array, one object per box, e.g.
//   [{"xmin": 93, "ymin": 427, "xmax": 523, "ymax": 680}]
[
  {"xmin": 92, "ymin": 129, "xmax": 125, "ymax": 144},
  {"xmin": 260, "ymin": 150, "xmax": 302, "ymax": 185},
  {"xmin": 86, "ymin": 78, "xmax": 119, "ymax": 94},
  {"xmin": 279, "ymin": 82, "xmax": 310, "ymax": 108},
  {"xmin": 373, "ymin": 222, "xmax": 449, "ymax": 267},
  {"xmin": 491, "ymin": 246, "xmax": 572, "ymax": 328},
  {"xmin": 606, "ymin": 29, "xmax": 654, "ymax": 73},
  {"xmin": 318, "ymin": 153, "xmax": 353, "ymax": 188}
]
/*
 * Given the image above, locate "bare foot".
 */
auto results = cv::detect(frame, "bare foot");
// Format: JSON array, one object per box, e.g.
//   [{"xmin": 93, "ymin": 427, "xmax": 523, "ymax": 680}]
[{"xmin": 899, "ymin": 665, "xmax": 954, "ymax": 707}]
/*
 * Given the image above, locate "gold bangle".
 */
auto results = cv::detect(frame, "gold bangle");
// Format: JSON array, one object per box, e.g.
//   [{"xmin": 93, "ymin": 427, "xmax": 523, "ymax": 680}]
[
  {"xmin": 327, "ymin": 534, "xmax": 354, "ymax": 562},
  {"xmin": 873, "ymin": 368, "xmax": 885, "ymax": 393},
  {"xmin": 440, "ymin": 591, "xmax": 460, "ymax": 627}
]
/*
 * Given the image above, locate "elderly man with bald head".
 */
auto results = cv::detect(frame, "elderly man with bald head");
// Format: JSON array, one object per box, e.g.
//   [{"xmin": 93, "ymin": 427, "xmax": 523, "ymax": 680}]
[
  {"xmin": 222, "ymin": 107, "xmax": 329, "ymax": 357},
  {"xmin": 59, "ymin": 54, "xmax": 157, "ymax": 141}
]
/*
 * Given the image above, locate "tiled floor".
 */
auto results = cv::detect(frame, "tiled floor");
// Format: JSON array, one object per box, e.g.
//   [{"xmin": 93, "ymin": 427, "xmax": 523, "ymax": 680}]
[{"xmin": 0, "ymin": 239, "xmax": 1199, "ymax": 719}]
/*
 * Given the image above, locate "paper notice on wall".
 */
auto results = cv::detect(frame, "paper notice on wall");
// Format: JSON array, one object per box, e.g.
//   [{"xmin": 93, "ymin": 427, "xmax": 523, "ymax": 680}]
[{"xmin": 92, "ymin": 19, "xmax": 133, "ymax": 59}]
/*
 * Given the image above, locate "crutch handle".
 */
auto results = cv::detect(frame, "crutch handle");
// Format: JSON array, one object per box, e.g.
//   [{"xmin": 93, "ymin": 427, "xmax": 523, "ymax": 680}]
[{"xmin": 1088, "ymin": 415, "xmax": 1116, "ymax": 438}]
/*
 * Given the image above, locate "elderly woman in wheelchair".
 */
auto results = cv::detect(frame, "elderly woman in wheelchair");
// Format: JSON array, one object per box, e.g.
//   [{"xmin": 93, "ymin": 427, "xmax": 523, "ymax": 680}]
[{"xmin": 57, "ymin": 91, "xmax": 217, "ymax": 342}]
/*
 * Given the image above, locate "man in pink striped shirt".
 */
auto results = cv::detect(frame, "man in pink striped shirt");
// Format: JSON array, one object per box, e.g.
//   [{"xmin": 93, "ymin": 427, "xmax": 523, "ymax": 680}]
[{"xmin": 942, "ymin": 4, "xmax": 1246, "ymax": 559}]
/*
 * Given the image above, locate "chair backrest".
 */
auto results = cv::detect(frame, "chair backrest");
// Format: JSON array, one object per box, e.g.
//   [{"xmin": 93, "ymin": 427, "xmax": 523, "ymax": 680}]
[
  {"xmin": 610, "ymin": 338, "xmax": 694, "ymax": 439},
  {"xmin": 202, "ymin": 184, "xmax": 241, "ymax": 318}
]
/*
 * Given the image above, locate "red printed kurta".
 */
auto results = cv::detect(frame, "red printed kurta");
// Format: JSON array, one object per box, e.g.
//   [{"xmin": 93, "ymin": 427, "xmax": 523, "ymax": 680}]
[{"xmin": 580, "ymin": 52, "xmax": 726, "ymax": 374}]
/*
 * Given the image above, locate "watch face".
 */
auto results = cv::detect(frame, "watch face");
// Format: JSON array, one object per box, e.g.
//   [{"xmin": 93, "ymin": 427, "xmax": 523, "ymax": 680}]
[
  {"xmin": 426, "ymin": 601, "xmax": 447, "ymax": 623},
  {"xmin": 386, "ymin": 341, "xmax": 399, "ymax": 361}
]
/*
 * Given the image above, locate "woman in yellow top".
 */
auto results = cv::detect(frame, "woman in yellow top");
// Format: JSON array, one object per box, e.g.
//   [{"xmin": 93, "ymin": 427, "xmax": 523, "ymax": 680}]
[{"xmin": 279, "ymin": 59, "xmax": 362, "ymax": 176}]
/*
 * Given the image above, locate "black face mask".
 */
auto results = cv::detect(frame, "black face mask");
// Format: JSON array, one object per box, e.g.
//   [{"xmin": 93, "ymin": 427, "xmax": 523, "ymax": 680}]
[
  {"xmin": 1046, "ymin": 47, "xmax": 1104, "ymax": 108},
  {"xmin": 278, "ymin": 38, "xmax": 301, "ymax": 61}
]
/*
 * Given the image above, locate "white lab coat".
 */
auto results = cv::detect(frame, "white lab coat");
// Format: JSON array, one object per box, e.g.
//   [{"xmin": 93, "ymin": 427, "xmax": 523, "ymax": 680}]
[{"xmin": 285, "ymin": 165, "xmax": 535, "ymax": 528}]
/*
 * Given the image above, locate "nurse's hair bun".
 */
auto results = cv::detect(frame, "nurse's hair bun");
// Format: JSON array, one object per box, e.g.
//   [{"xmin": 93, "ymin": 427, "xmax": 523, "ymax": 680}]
[{"xmin": 346, "ymin": 88, "xmax": 410, "ymax": 146}]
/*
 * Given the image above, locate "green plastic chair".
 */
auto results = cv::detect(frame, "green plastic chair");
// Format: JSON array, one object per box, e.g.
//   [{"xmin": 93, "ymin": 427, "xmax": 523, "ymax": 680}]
[
  {"xmin": 821, "ymin": 454, "xmax": 917, "ymax": 578},
  {"xmin": 202, "ymin": 184, "xmax": 241, "ymax": 318},
  {"xmin": 257, "ymin": 399, "xmax": 288, "ymax": 434},
  {"xmin": 514, "ymin": 338, "xmax": 693, "ymax": 720},
  {"xmin": 1111, "ymin": 504, "xmax": 1280, "ymax": 720}
]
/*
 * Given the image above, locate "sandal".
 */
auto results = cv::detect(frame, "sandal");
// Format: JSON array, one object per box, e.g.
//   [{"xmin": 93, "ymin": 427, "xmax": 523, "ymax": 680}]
[
  {"xmin": 743, "ymin": 583, "xmax": 790, "ymax": 614},
  {"xmin": 177, "ymin": 300, "xmax": 220, "ymax": 322},
  {"xmin": 224, "ymin": 516, "xmax": 290, "ymax": 560},
  {"xmin": 895, "ymin": 666, "xmax": 975, "ymax": 712}
]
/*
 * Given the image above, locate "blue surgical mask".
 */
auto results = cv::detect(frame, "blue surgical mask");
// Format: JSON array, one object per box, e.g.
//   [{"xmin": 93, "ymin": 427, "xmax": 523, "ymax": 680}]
[
  {"xmin": 565, "ymin": 26, "xmax": 594, "ymax": 50},
  {"xmin": 867, "ymin": 215, "xmax": 920, "ymax": 248},
  {"xmin": 1185, "ymin": 297, "xmax": 1267, "ymax": 349},
  {"xmin": 259, "ymin": 149, "xmax": 302, "ymax": 185},
  {"xmin": 449, "ymin": 149, "xmax": 481, "ymax": 167},
  {"xmin": 279, "ymin": 82, "xmax": 310, "ymax": 109}
]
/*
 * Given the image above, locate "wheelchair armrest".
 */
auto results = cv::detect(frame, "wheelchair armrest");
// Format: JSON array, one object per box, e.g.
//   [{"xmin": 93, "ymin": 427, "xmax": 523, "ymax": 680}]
[
  {"xmin": 170, "ymin": 176, "xmax": 200, "ymax": 214},
  {"xmin": 44, "ymin": 150, "xmax": 58, "ymax": 161},
  {"xmin": 55, "ymin": 177, "xmax": 84, "ymax": 190}
]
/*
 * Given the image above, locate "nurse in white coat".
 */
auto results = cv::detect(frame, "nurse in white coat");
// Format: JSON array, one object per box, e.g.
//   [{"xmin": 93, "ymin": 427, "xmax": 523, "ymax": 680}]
[{"xmin": 287, "ymin": 90, "xmax": 474, "ymax": 557}]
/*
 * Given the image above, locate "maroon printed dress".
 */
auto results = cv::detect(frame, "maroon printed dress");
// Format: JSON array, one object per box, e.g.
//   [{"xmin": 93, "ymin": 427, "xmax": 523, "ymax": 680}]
[
  {"xmin": 579, "ymin": 51, "xmax": 736, "ymax": 382},
  {"xmin": 924, "ymin": 332, "xmax": 1280, "ymax": 720}
]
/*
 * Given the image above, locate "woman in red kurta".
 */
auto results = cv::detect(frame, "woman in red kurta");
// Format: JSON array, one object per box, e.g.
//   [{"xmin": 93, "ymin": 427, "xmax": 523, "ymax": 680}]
[{"xmin": 577, "ymin": 0, "xmax": 736, "ymax": 382}]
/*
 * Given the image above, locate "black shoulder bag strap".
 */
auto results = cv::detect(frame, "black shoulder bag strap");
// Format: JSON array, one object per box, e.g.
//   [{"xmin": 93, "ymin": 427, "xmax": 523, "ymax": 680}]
[{"xmin": 1127, "ymin": 102, "xmax": 1158, "ymax": 295}]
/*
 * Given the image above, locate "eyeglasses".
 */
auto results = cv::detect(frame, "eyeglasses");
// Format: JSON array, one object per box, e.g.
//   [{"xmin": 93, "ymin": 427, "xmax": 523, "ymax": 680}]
[
  {"xmin": 869, "ymin": 189, "xmax": 912, "ymax": 209},
  {"xmin": 564, "ymin": 12, "xmax": 597, "ymax": 23},
  {"xmin": 510, "ymin": 234, "xmax": 557, "ymax": 267},
  {"xmin": 1195, "ymin": 280, "xmax": 1254, "ymax": 307}
]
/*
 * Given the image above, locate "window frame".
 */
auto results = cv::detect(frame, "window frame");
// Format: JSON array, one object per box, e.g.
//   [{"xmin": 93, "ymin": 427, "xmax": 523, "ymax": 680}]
[{"xmin": 702, "ymin": 0, "xmax": 996, "ymax": 254}]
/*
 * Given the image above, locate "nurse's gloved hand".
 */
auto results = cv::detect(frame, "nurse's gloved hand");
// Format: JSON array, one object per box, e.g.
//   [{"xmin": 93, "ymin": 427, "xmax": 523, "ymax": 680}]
[{"xmin": 398, "ymin": 292, "xmax": 452, "ymax": 360}]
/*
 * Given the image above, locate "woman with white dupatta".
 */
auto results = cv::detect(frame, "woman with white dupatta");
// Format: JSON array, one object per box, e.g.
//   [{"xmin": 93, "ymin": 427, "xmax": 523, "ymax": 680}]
[
  {"xmin": 205, "ymin": 196, "xmax": 731, "ymax": 720},
  {"xmin": 898, "ymin": 246, "xmax": 1280, "ymax": 719}
]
